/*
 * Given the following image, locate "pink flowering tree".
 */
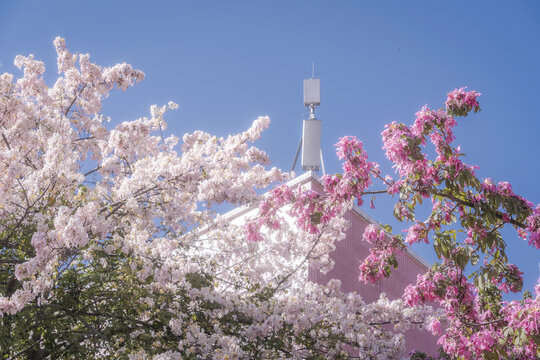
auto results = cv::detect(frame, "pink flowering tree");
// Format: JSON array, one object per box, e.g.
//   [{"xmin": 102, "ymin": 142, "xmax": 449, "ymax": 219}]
[
  {"xmin": 252, "ymin": 89, "xmax": 539, "ymax": 358},
  {"xmin": 0, "ymin": 39, "xmax": 440, "ymax": 359}
]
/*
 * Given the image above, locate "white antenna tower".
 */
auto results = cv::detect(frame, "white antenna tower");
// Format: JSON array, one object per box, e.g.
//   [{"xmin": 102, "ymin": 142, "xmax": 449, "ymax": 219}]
[{"xmin": 291, "ymin": 63, "xmax": 325, "ymax": 175}]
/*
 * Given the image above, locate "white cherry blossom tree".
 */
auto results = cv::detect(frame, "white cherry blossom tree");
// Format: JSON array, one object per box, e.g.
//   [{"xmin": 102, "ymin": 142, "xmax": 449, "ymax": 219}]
[{"xmin": 0, "ymin": 39, "xmax": 435, "ymax": 360}]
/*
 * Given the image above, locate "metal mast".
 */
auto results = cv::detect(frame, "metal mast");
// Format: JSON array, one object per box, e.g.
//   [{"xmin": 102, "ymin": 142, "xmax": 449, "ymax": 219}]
[{"xmin": 291, "ymin": 64, "xmax": 325, "ymax": 175}]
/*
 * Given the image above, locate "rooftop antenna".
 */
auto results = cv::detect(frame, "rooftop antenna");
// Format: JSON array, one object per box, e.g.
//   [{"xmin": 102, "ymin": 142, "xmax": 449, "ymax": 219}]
[{"xmin": 291, "ymin": 63, "xmax": 325, "ymax": 175}]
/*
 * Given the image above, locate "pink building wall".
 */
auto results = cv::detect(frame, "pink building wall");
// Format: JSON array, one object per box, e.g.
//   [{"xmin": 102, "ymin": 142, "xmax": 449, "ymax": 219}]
[{"xmin": 306, "ymin": 176, "xmax": 440, "ymax": 356}]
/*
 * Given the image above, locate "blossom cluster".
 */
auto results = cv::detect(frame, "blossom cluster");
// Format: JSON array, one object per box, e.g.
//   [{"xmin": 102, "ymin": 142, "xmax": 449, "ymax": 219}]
[
  {"xmin": 404, "ymin": 265, "xmax": 539, "ymax": 358},
  {"xmin": 445, "ymin": 87, "xmax": 481, "ymax": 116},
  {"xmin": 357, "ymin": 224, "xmax": 404, "ymax": 284}
]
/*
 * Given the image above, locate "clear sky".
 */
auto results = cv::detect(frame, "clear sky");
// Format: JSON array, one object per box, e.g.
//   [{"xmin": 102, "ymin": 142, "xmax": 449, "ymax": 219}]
[{"xmin": 1, "ymin": 1, "xmax": 539, "ymax": 296}]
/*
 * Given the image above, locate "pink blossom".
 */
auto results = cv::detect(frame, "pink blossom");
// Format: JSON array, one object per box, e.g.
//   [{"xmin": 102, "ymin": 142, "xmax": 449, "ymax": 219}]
[
  {"xmin": 427, "ymin": 317, "xmax": 442, "ymax": 335},
  {"xmin": 411, "ymin": 106, "xmax": 436, "ymax": 137},
  {"xmin": 497, "ymin": 264, "xmax": 523, "ymax": 293},
  {"xmin": 525, "ymin": 204, "xmax": 540, "ymax": 248},
  {"xmin": 445, "ymin": 87, "xmax": 481, "ymax": 116},
  {"xmin": 405, "ymin": 223, "xmax": 428, "ymax": 245},
  {"xmin": 362, "ymin": 224, "xmax": 380, "ymax": 244}
]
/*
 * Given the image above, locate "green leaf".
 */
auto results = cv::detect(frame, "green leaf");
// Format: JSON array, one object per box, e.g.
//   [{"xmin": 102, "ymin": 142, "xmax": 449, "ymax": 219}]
[
  {"xmin": 310, "ymin": 211, "xmax": 322, "ymax": 225},
  {"xmin": 476, "ymin": 275, "xmax": 484, "ymax": 288},
  {"xmin": 456, "ymin": 254, "xmax": 469, "ymax": 270}
]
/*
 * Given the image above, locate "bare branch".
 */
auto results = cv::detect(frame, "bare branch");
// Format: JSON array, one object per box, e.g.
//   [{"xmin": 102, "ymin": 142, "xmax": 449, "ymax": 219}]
[
  {"xmin": 84, "ymin": 166, "xmax": 101, "ymax": 177},
  {"xmin": 0, "ymin": 258, "xmax": 26, "ymax": 264},
  {"xmin": 64, "ymin": 84, "xmax": 87, "ymax": 117},
  {"xmin": 72, "ymin": 136, "xmax": 95, "ymax": 142},
  {"xmin": 1, "ymin": 132, "xmax": 11, "ymax": 150}
]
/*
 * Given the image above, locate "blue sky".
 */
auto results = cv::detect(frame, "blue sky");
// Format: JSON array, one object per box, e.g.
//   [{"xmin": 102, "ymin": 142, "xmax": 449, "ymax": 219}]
[{"xmin": 1, "ymin": 1, "xmax": 539, "ymax": 296}]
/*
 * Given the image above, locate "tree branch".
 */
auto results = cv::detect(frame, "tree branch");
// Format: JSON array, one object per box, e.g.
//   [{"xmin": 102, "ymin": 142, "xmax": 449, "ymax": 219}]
[
  {"xmin": 432, "ymin": 189, "xmax": 526, "ymax": 229},
  {"xmin": 1, "ymin": 132, "xmax": 11, "ymax": 150}
]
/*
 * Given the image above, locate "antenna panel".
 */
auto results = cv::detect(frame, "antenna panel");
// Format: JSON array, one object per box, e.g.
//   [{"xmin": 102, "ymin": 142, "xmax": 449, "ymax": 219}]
[
  {"xmin": 303, "ymin": 78, "xmax": 320, "ymax": 106},
  {"xmin": 301, "ymin": 118, "xmax": 321, "ymax": 171}
]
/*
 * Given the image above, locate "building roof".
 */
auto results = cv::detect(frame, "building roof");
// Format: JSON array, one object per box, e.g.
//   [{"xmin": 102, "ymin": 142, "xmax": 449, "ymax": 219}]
[{"xmin": 223, "ymin": 171, "xmax": 430, "ymax": 270}]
